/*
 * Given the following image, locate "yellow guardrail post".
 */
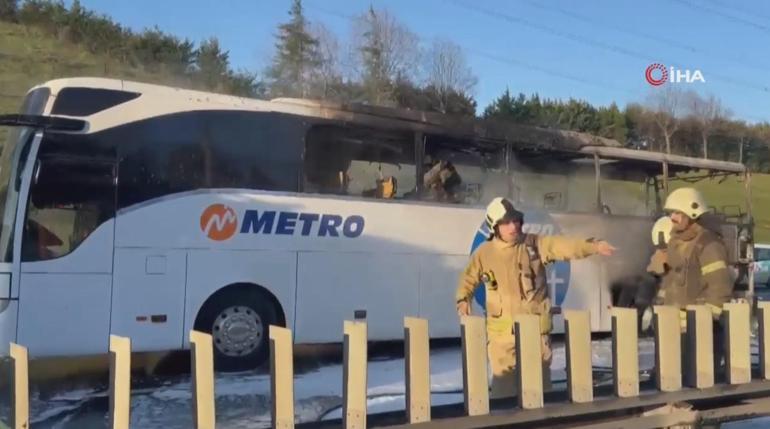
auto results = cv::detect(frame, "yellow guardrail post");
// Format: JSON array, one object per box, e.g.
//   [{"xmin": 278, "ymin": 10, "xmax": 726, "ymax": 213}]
[
  {"xmin": 515, "ymin": 314, "xmax": 544, "ymax": 410},
  {"xmin": 190, "ymin": 331, "xmax": 216, "ymax": 429},
  {"xmin": 343, "ymin": 320, "xmax": 367, "ymax": 429},
  {"xmin": 612, "ymin": 307, "xmax": 639, "ymax": 398},
  {"xmin": 270, "ymin": 326, "xmax": 294, "ymax": 429},
  {"xmin": 404, "ymin": 317, "xmax": 430, "ymax": 423},
  {"xmin": 460, "ymin": 315, "xmax": 489, "ymax": 416},
  {"xmin": 109, "ymin": 335, "xmax": 131, "ymax": 429},
  {"xmin": 685, "ymin": 305, "xmax": 714, "ymax": 389},
  {"xmin": 564, "ymin": 310, "xmax": 593, "ymax": 403},
  {"xmin": 724, "ymin": 302, "xmax": 751, "ymax": 385},
  {"xmin": 9, "ymin": 343, "xmax": 28, "ymax": 429},
  {"xmin": 653, "ymin": 305, "xmax": 683, "ymax": 392},
  {"xmin": 758, "ymin": 301, "xmax": 770, "ymax": 380}
]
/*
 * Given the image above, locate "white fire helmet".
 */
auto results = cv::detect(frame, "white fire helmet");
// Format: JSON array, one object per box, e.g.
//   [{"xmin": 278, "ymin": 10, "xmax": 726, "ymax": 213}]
[
  {"xmin": 663, "ymin": 188, "xmax": 709, "ymax": 220},
  {"xmin": 651, "ymin": 216, "xmax": 673, "ymax": 247},
  {"xmin": 485, "ymin": 197, "xmax": 524, "ymax": 237}
]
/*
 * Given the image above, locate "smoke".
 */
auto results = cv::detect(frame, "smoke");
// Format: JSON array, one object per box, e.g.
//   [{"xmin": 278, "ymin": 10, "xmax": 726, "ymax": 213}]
[
  {"xmin": 501, "ymin": 153, "xmax": 651, "ymax": 216},
  {"xmin": 498, "ymin": 152, "xmax": 658, "ymax": 296}
]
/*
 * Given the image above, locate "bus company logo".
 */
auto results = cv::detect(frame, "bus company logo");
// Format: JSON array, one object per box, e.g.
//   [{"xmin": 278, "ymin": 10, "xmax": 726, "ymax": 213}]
[
  {"xmin": 645, "ymin": 63, "xmax": 705, "ymax": 86},
  {"xmin": 199, "ymin": 204, "xmax": 366, "ymax": 241},
  {"xmin": 200, "ymin": 204, "xmax": 238, "ymax": 241}
]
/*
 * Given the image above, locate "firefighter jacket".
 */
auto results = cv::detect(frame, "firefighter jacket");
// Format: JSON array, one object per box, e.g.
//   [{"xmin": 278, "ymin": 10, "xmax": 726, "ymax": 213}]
[
  {"xmin": 660, "ymin": 222, "xmax": 733, "ymax": 319},
  {"xmin": 647, "ymin": 249, "xmax": 668, "ymax": 276},
  {"xmin": 455, "ymin": 234, "xmax": 599, "ymax": 335}
]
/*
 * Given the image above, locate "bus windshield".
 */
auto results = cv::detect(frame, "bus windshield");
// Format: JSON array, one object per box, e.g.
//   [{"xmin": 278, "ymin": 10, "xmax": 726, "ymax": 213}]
[
  {"xmin": 0, "ymin": 86, "xmax": 50, "ymax": 262},
  {"xmin": 0, "ymin": 126, "xmax": 34, "ymax": 262}
]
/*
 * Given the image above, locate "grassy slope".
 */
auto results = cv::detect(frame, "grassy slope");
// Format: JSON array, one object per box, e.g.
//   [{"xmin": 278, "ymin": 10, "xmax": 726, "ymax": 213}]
[
  {"xmin": 1, "ymin": 21, "xmax": 769, "ymax": 241},
  {"xmin": 0, "ymin": 21, "xmax": 189, "ymax": 137},
  {"xmin": 670, "ymin": 174, "xmax": 770, "ymax": 242}
]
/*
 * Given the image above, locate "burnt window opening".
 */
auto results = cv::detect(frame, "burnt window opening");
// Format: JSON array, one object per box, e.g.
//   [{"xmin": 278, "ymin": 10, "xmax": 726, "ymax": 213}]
[
  {"xmin": 421, "ymin": 136, "xmax": 507, "ymax": 205},
  {"xmin": 303, "ymin": 125, "xmax": 416, "ymax": 200}
]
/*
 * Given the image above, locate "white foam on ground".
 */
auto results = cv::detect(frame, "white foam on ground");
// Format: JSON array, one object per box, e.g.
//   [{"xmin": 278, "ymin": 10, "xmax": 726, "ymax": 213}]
[{"xmin": 22, "ymin": 336, "xmax": 729, "ymax": 428}]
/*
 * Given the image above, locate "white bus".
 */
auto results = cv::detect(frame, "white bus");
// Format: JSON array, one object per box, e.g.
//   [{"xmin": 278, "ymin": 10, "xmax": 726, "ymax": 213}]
[{"xmin": 0, "ymin": 77, "xmax": 754, "ymax": 371}]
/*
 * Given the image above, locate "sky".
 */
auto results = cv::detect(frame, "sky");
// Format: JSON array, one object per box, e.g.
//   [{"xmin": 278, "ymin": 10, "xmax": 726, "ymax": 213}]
[{"xmin": 68, "ymin": 0, "xmax": 770, "ymax": 124}]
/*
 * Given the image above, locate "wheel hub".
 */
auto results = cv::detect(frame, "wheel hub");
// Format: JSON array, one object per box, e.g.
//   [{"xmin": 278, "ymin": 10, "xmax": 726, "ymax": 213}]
[{"xmin": 212, "ymin": 306, "xmax": 263, "ymax": 357}]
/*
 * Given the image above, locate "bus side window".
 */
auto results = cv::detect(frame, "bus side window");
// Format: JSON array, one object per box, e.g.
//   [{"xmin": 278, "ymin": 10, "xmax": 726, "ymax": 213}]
[
  {"xmin": 303, "ymin": 125, "xmax": 416, "ymax": 200},
  {"xmin": 117, "ymin": 111, "xmax": 303, "ymax": 210}
]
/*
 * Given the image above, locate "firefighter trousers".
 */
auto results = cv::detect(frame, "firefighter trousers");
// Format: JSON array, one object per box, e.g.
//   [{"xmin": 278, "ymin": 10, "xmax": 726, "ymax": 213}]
[{"xmin": 487, "ymin": 330, "xmax": 552, "ymax": 399}]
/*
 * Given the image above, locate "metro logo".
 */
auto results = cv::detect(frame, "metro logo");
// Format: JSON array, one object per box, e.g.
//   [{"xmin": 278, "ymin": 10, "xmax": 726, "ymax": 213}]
[
  {"xmin": 200, "ymin": 204, "xmax": 238, "ymax": 241},
  {"xmin": 240, "ymin": 211, "xmax": 365, "ymax": 238},
  {"xmin": 199, "ymin": 204, "xmax": 365, "ymax": 241}
]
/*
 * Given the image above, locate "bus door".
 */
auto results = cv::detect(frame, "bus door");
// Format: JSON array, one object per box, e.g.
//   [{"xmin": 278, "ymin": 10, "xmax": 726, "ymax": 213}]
[{"xmin": 16, "ymin": 153, "xmax": 117, "ymax": 356}]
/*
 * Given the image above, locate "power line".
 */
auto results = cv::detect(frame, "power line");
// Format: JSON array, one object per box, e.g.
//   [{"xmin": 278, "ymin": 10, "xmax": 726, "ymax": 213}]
[
  {"xmin": 464, "ymin": 48, "xmax": 645, "ymax": 99},
  {"xmin": 306, "ymin": 1, "xmax": 770, "ymax": 123},
  {"xmin": 671, "ymin": 0, "xmax": 770, "ymax": 36},
  {"xmin": 307, "ymin": 3, "xmax": 644, "ymax": 100},
  {"xmin": 305, "ymin": 3, "xmax": 356, "ymax": 22},
  {"xmin": 521, "ymin": 0, "xmax": 770, "ymax": 74},
  {"xmin": 522, "ymin": 0, "xmax": 697, "ymax": 54},
  {"xmin": 706, "ymin": 0, "xmax": 770, "ymax": 23},
  {"xmin": 448, "ymin": 0, "xmax": 655, "ymax": 64},
  {"xmin": 447, "ymin": 0, "xmax": 770, "ymax": 94}
]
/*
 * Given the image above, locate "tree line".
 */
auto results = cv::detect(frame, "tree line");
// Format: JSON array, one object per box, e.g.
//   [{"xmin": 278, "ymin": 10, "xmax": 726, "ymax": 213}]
[
  {"xmin": 484, "ymin": 88, "xmax": 770, "ymax": 171},
  {"xmin": 1, "ymin": 0, "xmax": 768, "ymax": 170}
]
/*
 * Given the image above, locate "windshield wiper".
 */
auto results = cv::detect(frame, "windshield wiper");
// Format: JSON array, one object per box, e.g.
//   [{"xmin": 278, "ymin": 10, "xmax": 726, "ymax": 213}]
[{"xmin": 0, "ymin": 114, "xmax": 86, "ymax": 132}]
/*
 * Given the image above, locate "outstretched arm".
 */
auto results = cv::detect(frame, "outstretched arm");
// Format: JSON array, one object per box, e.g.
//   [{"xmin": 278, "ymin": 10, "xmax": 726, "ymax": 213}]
[{"xmin": 537, "ymin": 235, "xmax": 616, "ymax": 263}]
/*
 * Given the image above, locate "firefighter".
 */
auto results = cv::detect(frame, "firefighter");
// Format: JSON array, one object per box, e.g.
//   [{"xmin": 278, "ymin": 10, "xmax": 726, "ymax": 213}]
[
  {"xmin": 455, "ymin": 197, "xmax": 617, "ymax": 399},
  {"xmin": 658, "ymin": 187, "xmax": 732, "ymax": 372},
  {"xmin": 423, "ymin": 159, "xmax": 462, "ymax": 203},
  {"xmin": 640, "ymin": 215, "xmax": 674, "ymax": 333}
]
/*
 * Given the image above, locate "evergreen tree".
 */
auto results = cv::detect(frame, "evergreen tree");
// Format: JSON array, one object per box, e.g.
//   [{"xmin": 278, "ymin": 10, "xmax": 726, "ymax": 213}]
[
  {"xmin": 0, "ymin": 0, "xmax": 18, "ymax": 22},
  {"xmin": 267, "ymin": 0, "xmax": 321, "ymax": 98},
  {"xmin": 483, "ymin": 89, "xmax": 515, "ymax": 119},
  {"xmin": 194, "ymin": 37, "xmax": 230, "ymax": 91}
]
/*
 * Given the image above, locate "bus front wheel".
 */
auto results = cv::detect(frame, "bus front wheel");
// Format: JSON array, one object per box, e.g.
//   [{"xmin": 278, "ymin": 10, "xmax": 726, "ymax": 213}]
[{"xmin": 195, "ymin": 286, "xmax": 280, "ymax": 372}]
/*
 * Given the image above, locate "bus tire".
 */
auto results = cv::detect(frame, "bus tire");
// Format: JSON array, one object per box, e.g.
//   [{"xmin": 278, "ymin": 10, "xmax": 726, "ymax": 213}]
[{"xmin": 195, "ymin": 287, "xmax": 279, "ymax": 372}]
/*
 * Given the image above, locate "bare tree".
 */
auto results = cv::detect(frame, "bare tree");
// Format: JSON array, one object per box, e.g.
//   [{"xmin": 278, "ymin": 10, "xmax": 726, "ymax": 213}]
[
  {"xmin": 646, "ymin": 86, "xmax": 686, "ymax": 154},
  {"xmin": 687, "ymin": 92, "xmax": 730, "ymax": 159},
  {"xmin": 722, "ymin": 119, "xmax": 751, "ymax": 164},
  {"xmin": 309, "ymin": 22, "xmax": 342, "ymax": 99},
  {"xmin": 423, "ymin": 38, "xmax": 478, "ymax": 113},
  {"xmin": 352, "ymin": 6, "xmax": 419, "ymax": 105}
]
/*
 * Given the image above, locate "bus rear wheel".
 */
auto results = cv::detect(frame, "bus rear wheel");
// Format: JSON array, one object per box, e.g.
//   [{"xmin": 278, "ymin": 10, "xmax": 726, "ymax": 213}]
[{"xmin": 195, "ymin": 287, "xmax": 279, "ymax": 372}]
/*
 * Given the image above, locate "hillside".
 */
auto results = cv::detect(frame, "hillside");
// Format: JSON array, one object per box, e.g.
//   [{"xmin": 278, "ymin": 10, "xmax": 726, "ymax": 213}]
[
  {"xmin": 0, "ymin": 20, "xmax": 199, "ymax": 141},
  {"xmin": 1, "ymin": 21, "xmax": 769, "ymax": 243}
]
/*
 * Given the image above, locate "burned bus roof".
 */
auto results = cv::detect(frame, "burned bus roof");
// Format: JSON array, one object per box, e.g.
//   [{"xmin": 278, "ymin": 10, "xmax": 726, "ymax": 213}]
[
  {"xmin": 270, "ymin": 98, "xmax": 747, "ymax": 174},
  {"xmin": 579, "ymin": 146, "xmax": 747, "ymax": 174},
  {"xmin": 27, "ymin": 78, "xmax": 747, "ymax": 175},
  {"xmin": 268, "ymin": 97, "xmax": 623, "ymax": 152}
]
